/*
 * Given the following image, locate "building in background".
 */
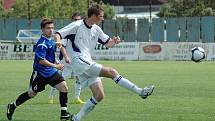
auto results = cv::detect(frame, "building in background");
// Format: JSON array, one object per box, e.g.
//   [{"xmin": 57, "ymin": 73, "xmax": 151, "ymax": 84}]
[
  {"xmin": 103, "ymin": 0, "xmax": 166, "ymax": 19},
  {"xmin": 3, "ymin": 0, "xmax": 15, "ymax": 11}
]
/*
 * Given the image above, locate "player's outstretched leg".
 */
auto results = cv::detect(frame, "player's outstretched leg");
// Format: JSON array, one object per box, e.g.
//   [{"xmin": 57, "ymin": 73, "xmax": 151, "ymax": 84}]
[
  {"xmin": 113, "ymin": 74, "xmax": 155, "ymax": 99},
  {"xmin": 73, "ymin": 80, "xmax": 85, "ymax": 104},
  {"xmin": 100, "ymin": 67, "xmax": 155, "ymax": 99},
  {"xmin": 48, "ymin": 87, "xmax": 57, "ymax": 104}
]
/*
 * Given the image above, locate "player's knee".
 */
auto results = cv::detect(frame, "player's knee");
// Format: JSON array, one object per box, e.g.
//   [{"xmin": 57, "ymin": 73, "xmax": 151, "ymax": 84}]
[
  {"xmin": 28, "ymin": 91, "xmax": 37, "ymax": 98},
  {"xmin": 56, "ymin": 81, "xmax": 68, "ymax": 92},
  {"xmin": 108, "ymin": 68, "xmax": 118, "ymax": 78},
  {"xmin": 60, "ymin": 84, "xmax": 68, "ymax": 92},
  {"xmin": 94, "ymin": 92, "xmax": 104, "ymax": 102}
]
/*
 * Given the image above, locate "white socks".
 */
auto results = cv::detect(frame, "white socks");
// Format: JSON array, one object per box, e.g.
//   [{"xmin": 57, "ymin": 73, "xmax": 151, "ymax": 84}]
[
  {"xmin": 113, "ymin": 75, "xmax": 142, "ymax": 95},
  {"xmin": 73, "ymin": 75, "xmax": 141, "ymax": 120},
  {"xmin": 75, "ymin": 81, "xmax": 82, "ymax": 99},
  {"xmin": 75, "ymin": 97, "xmax": 97, "ymax": 120}
]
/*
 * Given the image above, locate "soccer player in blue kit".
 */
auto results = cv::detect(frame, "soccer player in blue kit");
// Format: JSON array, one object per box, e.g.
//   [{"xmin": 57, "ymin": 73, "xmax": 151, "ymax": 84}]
[{"xmin": 7, "ymin": 18, "xmax": 71, "ymax": 121}]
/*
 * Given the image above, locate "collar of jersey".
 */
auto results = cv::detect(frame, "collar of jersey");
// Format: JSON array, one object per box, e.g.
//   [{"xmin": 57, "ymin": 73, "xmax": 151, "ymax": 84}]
[
  {"xmin": 41, "ymin": 35, "xmax": 52, "ymax": 41},
  {"xmin": 83, "ymin": 19, "xmax": 92, "ymax": 29}
]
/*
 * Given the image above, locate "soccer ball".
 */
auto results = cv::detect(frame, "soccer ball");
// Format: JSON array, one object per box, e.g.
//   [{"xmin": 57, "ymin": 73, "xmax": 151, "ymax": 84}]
[{"xmin": 191, "ymin": 47, "xmax": 205, "ymax": 62}]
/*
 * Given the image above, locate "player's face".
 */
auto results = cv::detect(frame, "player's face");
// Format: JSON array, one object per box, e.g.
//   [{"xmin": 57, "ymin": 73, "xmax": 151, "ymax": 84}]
[
  {"xmin": 95, "ymin": 11, "xmax": 104, "ymax": 24},
  {"xmin": 42, "ymin": 23, "xmax": 54, "ymax": 38}
]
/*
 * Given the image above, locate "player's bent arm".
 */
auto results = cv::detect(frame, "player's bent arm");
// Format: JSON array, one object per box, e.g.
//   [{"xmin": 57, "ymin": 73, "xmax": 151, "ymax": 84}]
[
  {"xmin": 54, "ymin": 33, "xmax": 61, "ymax": 43},
  {"xmin": 54, "ymin": 33, "xmax": 62, "ymax": 48},
  {"xmin": 39, "ymin": 59, "xmax": 64, "ymax": 70},
  {"xmin": 105, "ymin": 39, "xmax": 116, "ymax": 48},
  {"xmin": 105, "ymin": 36, "xmax": 121, "ymax": 48}
]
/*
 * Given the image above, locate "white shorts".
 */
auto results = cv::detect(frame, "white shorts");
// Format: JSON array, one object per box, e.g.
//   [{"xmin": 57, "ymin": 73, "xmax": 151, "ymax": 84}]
[
  {"xmin": 75, "ymin": 75, "xmax": 102, "ymax": 88},
  {"xmin": 62, "ymin": 55, "xmax": 103, "ymax": 87},
  {"xmin": 74, "ymin": 62, "xmax": 103, "ymax": 88},
  {"xmin": 71, "ymin": 56, "xmax": 101, "ymax": 76}
]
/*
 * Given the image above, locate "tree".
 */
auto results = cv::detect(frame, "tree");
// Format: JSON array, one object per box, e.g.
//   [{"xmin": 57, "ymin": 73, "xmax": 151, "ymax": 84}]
[
  {"xmin": 0, "ymin": 0, "xmax": 115, "ymax": 19},
  {"xmin": 0, "ymin": 0, "xmax": 9, "ymax": 18},
  {"xmin": 91, "ymin": 0, "xmax": 115, "ymax": 19},
  {"xmin": 71, "ymin": 0, "xmax": 88, "ymax": 17},
  {"xmin": 0, "ymin": 0, "xmax": 4, "ymax": 17},
  {"xmin": 9, "ymin": 0, "xmax": 29, "ymax": 18},
  {"xmin": 102, "ymin": 3, "xmax": 115, "ymax": 19},
  {"xmin": 157, "ymin": 0, "xmax": 215, "ymax": 17},
  {"xmin": 9, "ymin": 0, "xmax": 77, "ymax": 19}
]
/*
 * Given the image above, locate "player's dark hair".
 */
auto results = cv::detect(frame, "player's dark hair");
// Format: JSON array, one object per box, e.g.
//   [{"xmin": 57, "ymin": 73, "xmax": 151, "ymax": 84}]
[
  {"xmin": 88, "ymin": 4, "xmax": 104, "ymax": 17},
  {"xmin": 40, "ymin": 18, "xmax": 54, "ymax": 29},
  {"xmin": 72, "ymin": 13, "xmax": 81, "ymax": 19}
]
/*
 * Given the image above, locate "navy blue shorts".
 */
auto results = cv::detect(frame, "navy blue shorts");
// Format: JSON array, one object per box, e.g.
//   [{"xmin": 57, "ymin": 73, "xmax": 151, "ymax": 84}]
[{"xmin": 29, "ymin": 71, "xmax": 65, "ymax": 92}]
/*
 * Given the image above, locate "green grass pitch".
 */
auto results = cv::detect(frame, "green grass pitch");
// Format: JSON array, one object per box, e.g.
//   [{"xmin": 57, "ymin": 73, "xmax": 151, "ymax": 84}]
[{"xmin": 0, "ymin": 60, "xmax": 215, "ymax": 121}]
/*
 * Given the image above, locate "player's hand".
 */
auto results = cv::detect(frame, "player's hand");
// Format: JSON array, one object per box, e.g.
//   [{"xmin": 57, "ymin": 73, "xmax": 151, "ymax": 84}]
[
  {"xmin": 55, "ymin": 63, "xmax": 64, "ymax": 71},
  {"xmin": 113, "ymin": 36, "xmax": 121, "ymax": 44},
  {"xmin": 55, "ymin": 59, "xmax": 60, "ymax": 64},
  {"xmin": 56, "ymin": 41, "xmax": 62, "ymax": 48},
  {"xmin": 65, "ymin": 57, "xmax": 71, "ymax": 64}
]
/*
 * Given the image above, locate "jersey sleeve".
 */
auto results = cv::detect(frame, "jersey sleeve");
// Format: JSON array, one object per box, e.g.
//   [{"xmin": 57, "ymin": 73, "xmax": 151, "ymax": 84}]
[
  {"xmin": 97, "ymin": 26, "xmax": 110, "ymax": 45},
  {"xmin": 56, "ymin": 22, "xmax": 77, "ymax": 39},
  {"xmin": 35, "ymin": 41, "xmax": 48, "ymax": 60}
]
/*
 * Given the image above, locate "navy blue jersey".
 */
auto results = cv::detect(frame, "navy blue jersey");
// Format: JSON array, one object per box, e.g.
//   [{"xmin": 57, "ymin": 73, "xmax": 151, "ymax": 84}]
[{"xmin": 33, "ymin": 35, "xmax": 57, "ymax": 78}]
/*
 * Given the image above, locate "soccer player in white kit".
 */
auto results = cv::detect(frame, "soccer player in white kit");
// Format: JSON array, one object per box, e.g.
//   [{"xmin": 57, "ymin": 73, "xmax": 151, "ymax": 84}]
[{"xmin": 55, "ymin": 5, "xmax": 155, "ymax": 121}]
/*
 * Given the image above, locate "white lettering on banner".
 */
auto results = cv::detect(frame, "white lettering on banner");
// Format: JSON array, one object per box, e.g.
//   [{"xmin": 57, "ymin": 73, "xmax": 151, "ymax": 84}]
[{"xmin": 92, "ymin": 42, "xmax": 139, "ymax": 60}]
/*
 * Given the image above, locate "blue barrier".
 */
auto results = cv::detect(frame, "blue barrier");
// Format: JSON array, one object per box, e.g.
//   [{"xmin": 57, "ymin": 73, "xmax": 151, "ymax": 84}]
[{"xmin": 0, "ymin": 16, "xmax": 214, "ymax": 42}]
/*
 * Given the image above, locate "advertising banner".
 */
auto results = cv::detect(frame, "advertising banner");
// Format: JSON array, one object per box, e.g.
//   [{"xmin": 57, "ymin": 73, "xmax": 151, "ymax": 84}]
[
  {"xmin": 92, "ymin": 42, "xmax": 139, "ymax": 60},
  {"xmin": 139, "ymin": 42, "xmax": 209, "ymax": 61},
  {"xmin": 1, "ymin": 42, "xmax": 215, "ymax": 61}
]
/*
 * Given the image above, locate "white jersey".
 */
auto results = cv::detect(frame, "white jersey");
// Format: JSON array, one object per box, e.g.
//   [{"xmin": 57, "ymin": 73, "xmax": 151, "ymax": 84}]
[
  {"xmin": 57, "ymin": 19, "xmax": 110, "ymax": 61},
  {"xmin": 57, "ymin": 19, "xmax": 109, "ymax": 75}
]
